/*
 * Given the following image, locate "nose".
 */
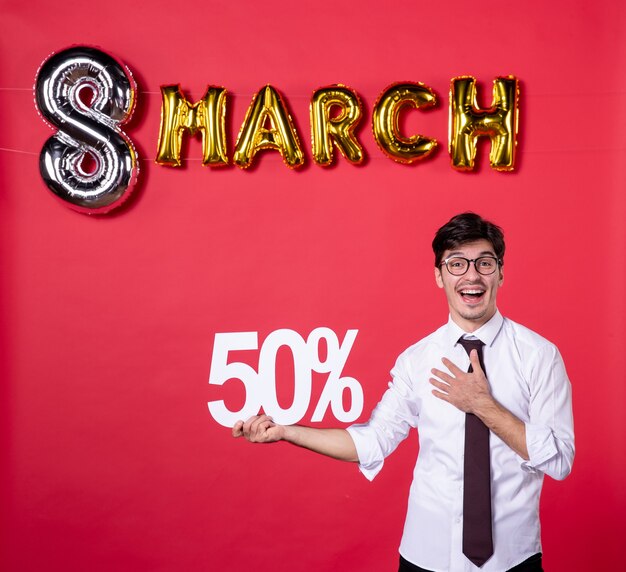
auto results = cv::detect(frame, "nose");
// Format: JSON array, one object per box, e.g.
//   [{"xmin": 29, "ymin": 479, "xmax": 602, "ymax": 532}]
[{"xmin": 465, "ymin": 261, "xmax": 482, "ymax": 280}]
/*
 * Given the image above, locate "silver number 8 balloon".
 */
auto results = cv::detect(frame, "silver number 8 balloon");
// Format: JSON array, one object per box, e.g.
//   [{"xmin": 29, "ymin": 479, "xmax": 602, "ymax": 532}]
[{"xmin": 35, "ymin": 46, "xmax": 138, "ymax": 213}]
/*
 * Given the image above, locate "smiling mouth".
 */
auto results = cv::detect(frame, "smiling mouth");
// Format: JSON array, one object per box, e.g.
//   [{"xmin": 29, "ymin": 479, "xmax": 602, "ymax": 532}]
[{"xmin": 459, "ymin": 289, "xmax": 486, "ymax": 303}]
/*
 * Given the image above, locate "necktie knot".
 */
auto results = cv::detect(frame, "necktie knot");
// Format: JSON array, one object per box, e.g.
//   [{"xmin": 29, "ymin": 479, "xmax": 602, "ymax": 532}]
[{"xmin": 458, "ymin": 336, "xmax": 484, "ymax": 355}]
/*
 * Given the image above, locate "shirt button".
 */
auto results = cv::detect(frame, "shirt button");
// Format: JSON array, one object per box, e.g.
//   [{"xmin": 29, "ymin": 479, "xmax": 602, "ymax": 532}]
[{"xmin": 456, "ymin": 517, "xmax": 461, "ymax": 524}]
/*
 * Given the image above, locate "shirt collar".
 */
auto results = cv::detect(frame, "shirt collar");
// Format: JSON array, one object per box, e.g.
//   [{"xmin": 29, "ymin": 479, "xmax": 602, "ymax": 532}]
[{"xmin": 444, "ymin": 309, "xmax": 504, "ymax": 348}]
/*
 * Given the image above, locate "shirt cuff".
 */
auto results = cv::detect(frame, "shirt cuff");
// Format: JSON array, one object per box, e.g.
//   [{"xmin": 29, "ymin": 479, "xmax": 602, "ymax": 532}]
[
  {"xmin": 522, "ymin": 422, "xmax": 559, "ymax": 473},
  {"xmin": 346, "ymin": 424, "xmax": 385, "ymax": 481}
]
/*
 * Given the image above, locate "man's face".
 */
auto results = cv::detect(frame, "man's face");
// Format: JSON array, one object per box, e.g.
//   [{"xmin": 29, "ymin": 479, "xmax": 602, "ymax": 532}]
[{"xmin": 434, "ymin": 239, "xmax": 503, "ymax": 332}]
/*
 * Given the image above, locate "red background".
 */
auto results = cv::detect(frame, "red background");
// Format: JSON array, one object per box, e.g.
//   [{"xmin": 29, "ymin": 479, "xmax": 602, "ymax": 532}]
[{"xmin": 1, "ymin": 1, "xmax": 625, "ymax": 570}]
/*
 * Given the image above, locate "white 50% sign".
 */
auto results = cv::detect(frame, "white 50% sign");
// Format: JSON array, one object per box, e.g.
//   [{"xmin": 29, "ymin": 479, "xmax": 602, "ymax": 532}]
[{"xmin": 208, "ymin": 327, "xmax": 363, "ymax": 427}]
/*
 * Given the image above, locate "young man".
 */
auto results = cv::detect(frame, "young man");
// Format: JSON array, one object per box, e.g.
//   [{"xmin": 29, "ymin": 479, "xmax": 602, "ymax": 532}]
[{"xmin": 233, "ymin": 213, "xmax": 575, "ymax": 572}]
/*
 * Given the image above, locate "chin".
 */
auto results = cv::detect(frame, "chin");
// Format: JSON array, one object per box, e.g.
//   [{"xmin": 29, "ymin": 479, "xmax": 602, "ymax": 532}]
[{"xmin": 461, "ymin": 306, "xmax": 493, "ymax": 322}]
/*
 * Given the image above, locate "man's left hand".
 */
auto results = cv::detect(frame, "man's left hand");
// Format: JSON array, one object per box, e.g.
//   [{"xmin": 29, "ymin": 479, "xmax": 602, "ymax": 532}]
[{"xmin": 429, "ymin": 349, "xmax": 493, "ymax": 414}]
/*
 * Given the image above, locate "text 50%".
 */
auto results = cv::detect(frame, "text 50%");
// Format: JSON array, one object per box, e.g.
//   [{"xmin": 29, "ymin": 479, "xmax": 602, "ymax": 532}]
[{"xmin": 207, "ymin": 327, "xmax": 362, "ymax": 426}]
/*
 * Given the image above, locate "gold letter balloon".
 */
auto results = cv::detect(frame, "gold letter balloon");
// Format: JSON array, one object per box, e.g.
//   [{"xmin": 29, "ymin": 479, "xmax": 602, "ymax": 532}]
[
  {"xmin": 156, "ymin": 85, "xmax": 228, "ymax": 167},
  {"xmin": 34, "ymin": 46, "xmax": 138, "ymax": 213},
  {"xmin": 233, "ymin": 85, "xmax": 304, "ymax": 169},
  {"xmin": 310, "ymin": 85, "xmax": 364, "ymax": 166},
  {"xmin": 449, "ymin": 76, "xmax": 520, "ymax": 171},
  {"xmin": 372, "ymin": 82, "xmax": 438, "ymax": 164}
]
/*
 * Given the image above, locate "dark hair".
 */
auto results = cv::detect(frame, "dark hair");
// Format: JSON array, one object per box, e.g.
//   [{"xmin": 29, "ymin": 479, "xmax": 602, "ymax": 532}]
[{"xmin": 432, "ymin": 212, "xmax": 505, "ymax": 266}]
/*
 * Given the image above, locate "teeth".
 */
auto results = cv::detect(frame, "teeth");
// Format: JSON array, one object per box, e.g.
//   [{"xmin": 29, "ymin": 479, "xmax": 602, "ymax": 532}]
[{"xmin": 461, "ymin": 290, "xmax": 484, "ymax": 295}]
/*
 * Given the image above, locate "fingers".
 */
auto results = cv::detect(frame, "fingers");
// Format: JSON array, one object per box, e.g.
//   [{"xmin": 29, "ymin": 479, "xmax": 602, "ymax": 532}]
[
  {"xmin": 469, "ymin": 349, "xmax": 484, "ymax": 372},
  {"xmin": 431, "ymin": 367, "xmax": 453, "ymax": 383},
  {"xmin": 429, "ymin": 378, "xmax": 450, "ymax": 393},
  {"xmin": 430, "ymin": 358, "xmax": 466, "ymax": 402},
  {"xmin": 430, "ymin": 378, "xmax": 453, "ymax": 403},
  {"xmin": 232, "ymin": 420, "xmax": 244, "ymax": 438},
  {"xmin": 440, "ymin": 357, "xmax": 464, "ymax": 375},
  {"xmin": 245, "ymin": 414, "xmax": 273, "ymax": 433},
  {"xmin": 431, "ymin": 389, "xmax": 451, "ymax": 402},
  {"xmin": 437, "ymin": 353, "xmax": 483, "ymax": 379},
  {"xmin": 232, "ymin": 414, "xmax": 278, "ymax": 443}
]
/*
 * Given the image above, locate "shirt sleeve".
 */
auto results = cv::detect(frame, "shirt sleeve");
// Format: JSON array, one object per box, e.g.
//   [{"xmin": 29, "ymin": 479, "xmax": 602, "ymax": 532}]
[
  {"xmin": 347, "ymin": 353, "xmax": 419, "ymax": 481},
  {"xmin": 522, "ymin": 343, "xmax": 575, "ymax": 480}
]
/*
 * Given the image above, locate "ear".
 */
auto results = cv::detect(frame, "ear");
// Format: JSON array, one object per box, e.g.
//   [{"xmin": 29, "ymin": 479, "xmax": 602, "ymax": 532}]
[
  {"xmin": 434, "ymin": 266, "xmax": 444, "ymax": 288},
  {"xmin": 498, "ymin": 267, "xmax": 504, "ymax": 286}
]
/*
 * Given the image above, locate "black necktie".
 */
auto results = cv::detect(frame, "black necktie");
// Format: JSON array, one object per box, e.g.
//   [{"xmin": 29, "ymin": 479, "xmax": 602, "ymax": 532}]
[{"xmin": 458, "ymin": 337, "xmax": 493, "ymax": 567}]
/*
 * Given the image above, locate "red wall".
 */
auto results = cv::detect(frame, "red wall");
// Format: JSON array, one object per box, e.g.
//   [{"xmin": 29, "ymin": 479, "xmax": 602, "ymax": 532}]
[{"xmin": 1, "ymin": 2, "xmax": 625, "ymax": 570}]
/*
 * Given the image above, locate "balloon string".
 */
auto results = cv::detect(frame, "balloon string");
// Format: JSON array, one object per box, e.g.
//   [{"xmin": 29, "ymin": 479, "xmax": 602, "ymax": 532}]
[
  {"xmin": 0, "ymin": 146, "xmax": 204, "ymax": 161},
  {"xmin": 3, "ymin": 85, "xmax": 626, "ymax": 97},
  {"xmin": 3, "ymin": 86, "xmax": 626, "ymax": 96},
  {"xmin": 3, "ymin": 147, "xmax": 625, "ymax": 163},
  {"xmin": 0, "ymin": 86, "xmax": 311, "ymax": 99},
  {"xmin": 0, "ymin": 147, "xmax": 39, "ymax": 156}
]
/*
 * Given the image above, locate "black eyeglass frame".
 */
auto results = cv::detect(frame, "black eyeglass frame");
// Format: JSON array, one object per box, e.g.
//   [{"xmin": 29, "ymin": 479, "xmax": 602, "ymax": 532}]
[{"xmin": 439, "ymin": 256, "xmax": 503, "ymax": 276}]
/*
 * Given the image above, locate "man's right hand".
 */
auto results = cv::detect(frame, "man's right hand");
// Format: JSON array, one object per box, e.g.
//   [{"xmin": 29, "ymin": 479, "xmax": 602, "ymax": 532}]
[{"xmin": 232, "ymin": 414, "xmax": 285, "ymax": 443}]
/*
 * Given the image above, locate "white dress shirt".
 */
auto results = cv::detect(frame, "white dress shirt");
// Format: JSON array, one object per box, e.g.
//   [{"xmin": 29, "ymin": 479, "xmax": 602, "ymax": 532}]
[{"xmin": 347, "ymin": 310, "xmax": 575, "ymax": 572}]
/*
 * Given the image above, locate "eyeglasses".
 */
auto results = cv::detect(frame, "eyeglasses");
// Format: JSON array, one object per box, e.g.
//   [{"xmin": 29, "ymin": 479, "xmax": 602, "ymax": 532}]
[{"xmin": 439, "ymin": 256, "xmax": 502, "ymax": 276}]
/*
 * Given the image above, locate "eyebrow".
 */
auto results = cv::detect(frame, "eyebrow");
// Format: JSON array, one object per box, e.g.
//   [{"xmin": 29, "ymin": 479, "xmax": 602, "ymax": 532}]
[{"xmin": 446, "ymin": 250, "xmax": 496, "ymax": 257}]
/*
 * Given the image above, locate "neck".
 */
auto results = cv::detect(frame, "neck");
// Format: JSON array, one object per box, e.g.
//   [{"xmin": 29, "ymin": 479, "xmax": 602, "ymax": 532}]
[{"xmin": 450, "ymin": 309, "xmax": 497, "ymax": 333}]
